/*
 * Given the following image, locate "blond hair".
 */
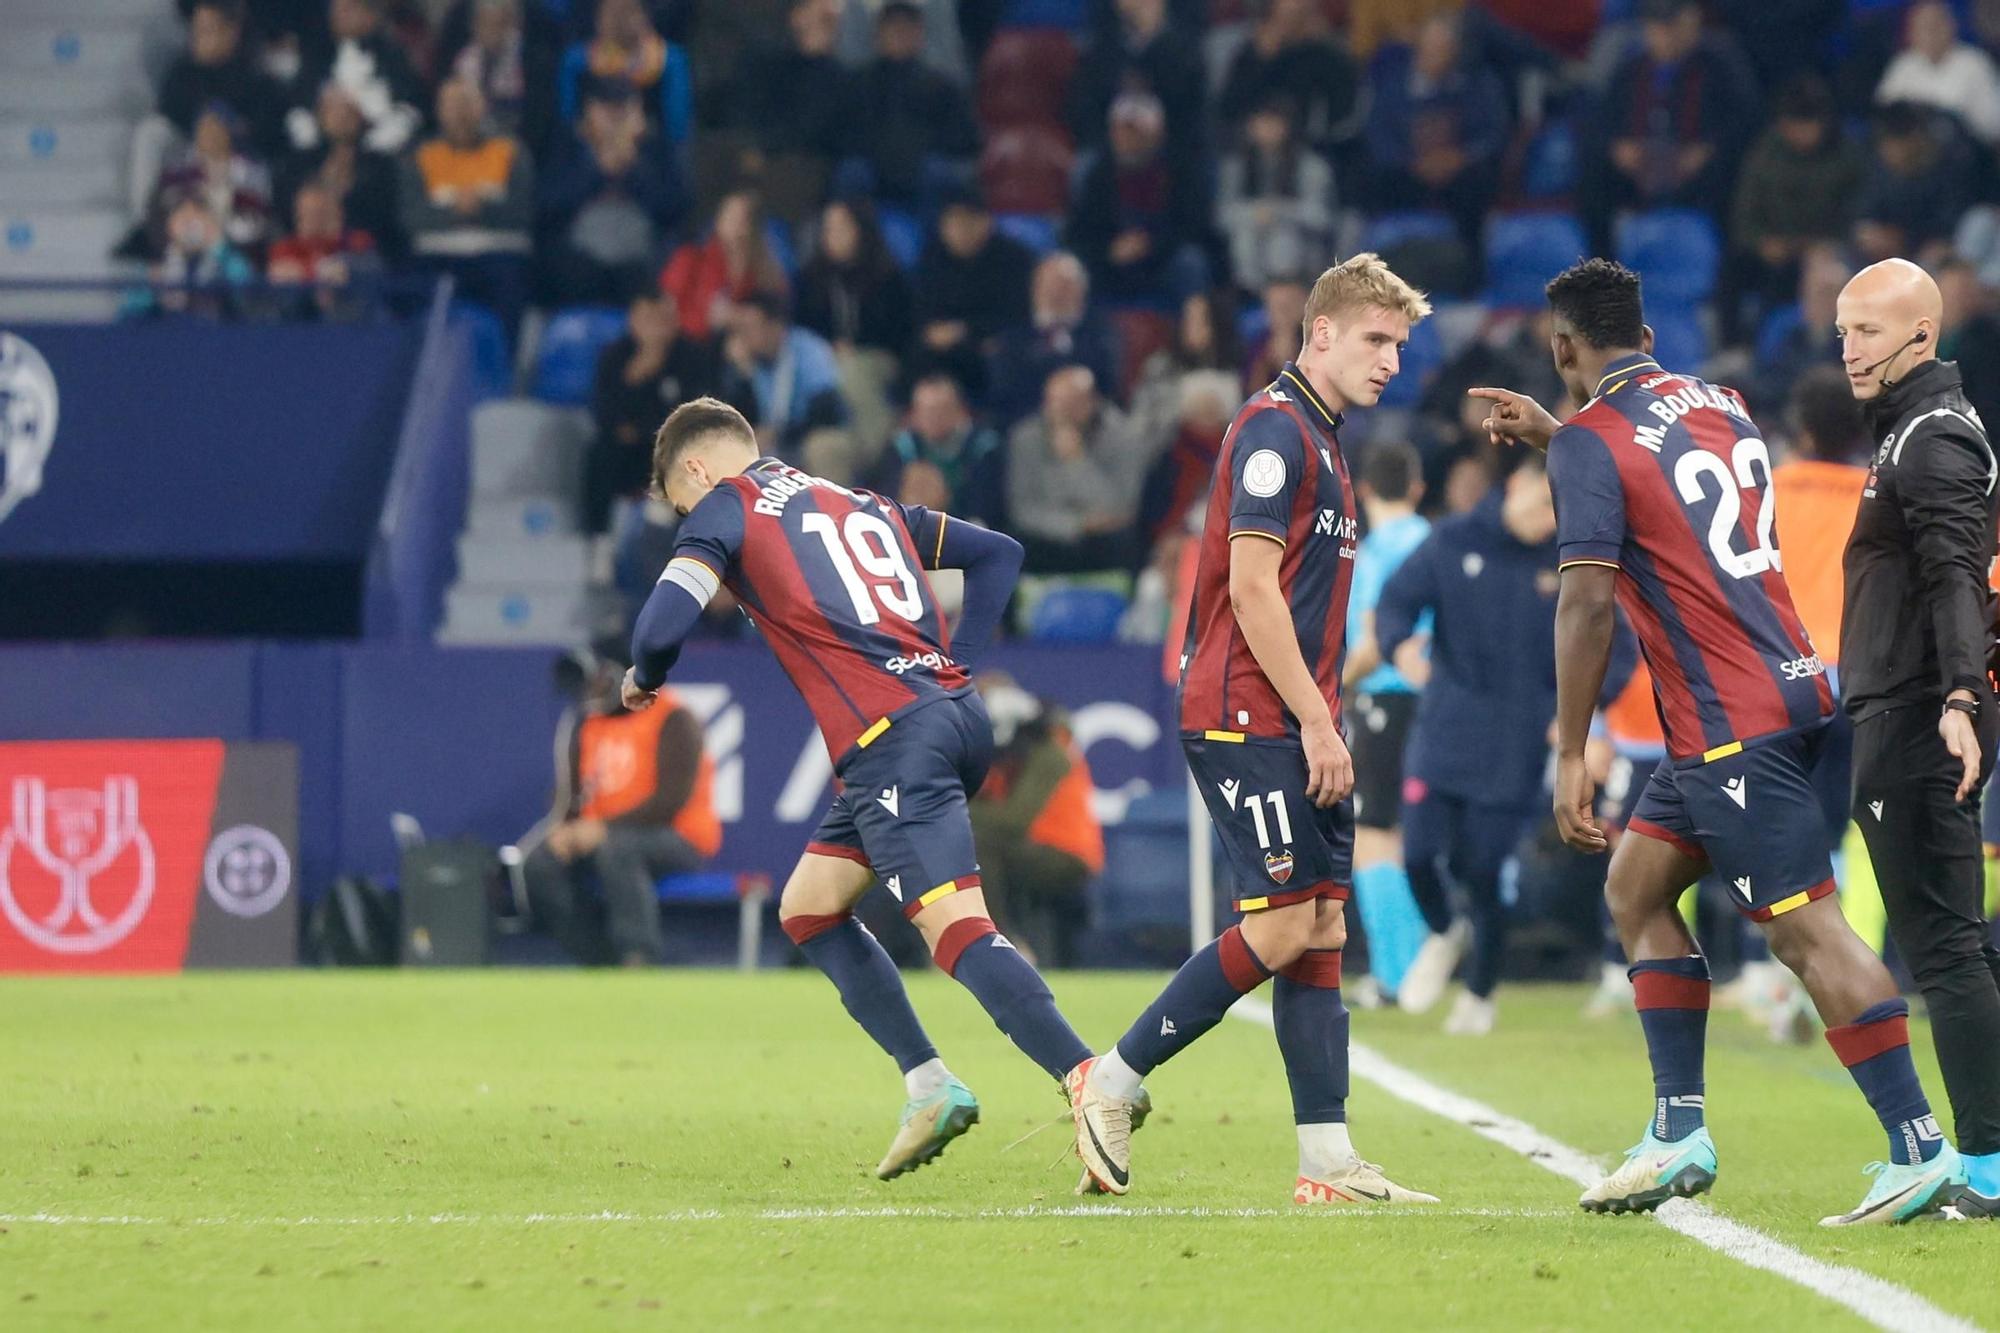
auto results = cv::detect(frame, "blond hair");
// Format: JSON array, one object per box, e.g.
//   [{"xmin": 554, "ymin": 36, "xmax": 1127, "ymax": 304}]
[{"xmin": 1302, "ymin": 253, "xmax": 1432, "ymax": 341}]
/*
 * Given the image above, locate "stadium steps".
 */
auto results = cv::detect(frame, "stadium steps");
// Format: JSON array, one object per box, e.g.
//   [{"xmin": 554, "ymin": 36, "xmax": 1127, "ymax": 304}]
[
  {"xmin": 441, "ymin": 400, "xmax": 601, "ymax": 646},
  {"xmin": 0, "ymin": 9, "xmax": 154, "ymax": 302}
]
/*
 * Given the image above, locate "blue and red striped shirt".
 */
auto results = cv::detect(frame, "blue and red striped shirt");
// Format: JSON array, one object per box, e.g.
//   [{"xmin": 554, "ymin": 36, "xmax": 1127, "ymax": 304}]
[
  {"xmin": 1178, "ymin": 363, "xmax": 1360, "ymax": 739},
  {"xmin": 670, "ymin": 459, "xmax": 971, "ymax": 763},
  {"xmin": 1548, "ymin": 353, "xmax": 1834, "ymax": 764}
]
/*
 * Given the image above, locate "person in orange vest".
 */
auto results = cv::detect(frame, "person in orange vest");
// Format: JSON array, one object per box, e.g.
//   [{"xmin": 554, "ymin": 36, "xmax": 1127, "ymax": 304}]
[
  {"xmin": 524, "ymin": 646, "xmax": 721, "ymax": 965},
  {"xmin": 969, "ymin": 673, "xmax": 1104, "ymax": 968}
]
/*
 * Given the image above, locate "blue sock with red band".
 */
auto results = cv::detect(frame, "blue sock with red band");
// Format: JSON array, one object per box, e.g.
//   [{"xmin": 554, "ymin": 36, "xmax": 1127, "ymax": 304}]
[
  {"xmin": 784, "ymin": 912, "xmax": 938, "ymax": 1074},
  {"xmin": 1630, "ymin": 956, "xmax": 1709, "ymax": 1141},
  {"xmin": 1274, "ymin": 949, "xmax": 1348, "ymax": 1125},
  {"xmin": 1116, "ymin": 925, "xmax": 1273, "ymax": 1074},
  {"xmin": 934, "ymin": 917, "xmax": 1092, "ymax": 1080},
  {"xmin": 1827, "ymin": 999, "xmax": 1942, "ymax": 1166}
]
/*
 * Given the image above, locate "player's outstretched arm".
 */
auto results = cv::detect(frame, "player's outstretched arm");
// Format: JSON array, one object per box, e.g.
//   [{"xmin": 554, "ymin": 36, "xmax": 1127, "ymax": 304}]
[
  {"xmin": 1468, "ymin": 386, "xmax": 1561, "ymax": 452},
  {"xmin": 1552, "ymin": 565, "xmax": 1617, "ymax": 852},
  {"xmin": 626, "ymin": 489, "xmax": 746, "ymax": 708},
  {"xmin": 909, "ymin": 509, "xmax": 1024, "ymax": 666}
]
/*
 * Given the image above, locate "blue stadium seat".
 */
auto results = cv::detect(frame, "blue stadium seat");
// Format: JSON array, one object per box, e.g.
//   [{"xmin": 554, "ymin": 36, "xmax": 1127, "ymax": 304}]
[
  {"xmin": 532, "ymin": 305, "xmax": 626, "ymax": 406},
  {"xmin": 1029, "ymin": 585, "xmax": 1127, "ymax": 643},
  {"xmin": 449, "ymin": 302, "xmax": 513, "ymax": 401},
  {"xmin": 1376, "ymin": 312, "xmax": 1445, "ymax": 409},
  {"xmin": 763, "ymin": 218, "xmax": 798, "ymax": 279},
  {"xmin": 1361, "ymin": 210, "xmax": 1457, "ymax": 255},
  {"xmin": 1756, "ymin": 302, "xmax": 1804, "ymax": 366},
  {"xmin": 999, "ymin": 0, "xmax": 1087, "ymax": 30},
  {"xmin": 1483, "ymin": 212, "xmax": 1586, "ymax": 309},
  {"xmin": 656, "ymin": 872, "xmax": 739, "ymax": 904},
  {"xmin": 1617, "ymin": 209, "xmax": 1720, "ymax": 307},
  {"xmin": 994, "ymin": 211, "xmax": 1060, "ymax": 256},
  {"xmin": 876, "ymin": 205, "xmax": 924, "ymax": 270},
  {"xmin": 1647, "ymin": 304, "xmax": 1709, "ymax": 373},
  {"xmin": 1520, "ymin": 120, "xmax": 1577, "ymax": 200}
]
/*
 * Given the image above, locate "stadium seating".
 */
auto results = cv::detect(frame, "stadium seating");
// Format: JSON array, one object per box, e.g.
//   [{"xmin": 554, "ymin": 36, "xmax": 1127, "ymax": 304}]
[
  {"xmin": 655, "ymin": 872, "xmax": 772, "ymax": 971},
  {"xmin": 1645, "ymin": 303, "xmax": 1710, "ymax": 372},
  {"xmin": 876, "ymin": 204, "xmax": 925, "ymax": 270},
  {"xmin": 993, "ymin": 211, "xmax": 1060, "ymax": 256},
  {"xmin": 1517, "ymin": 119, "xmax": 1578, "ymax": 201},
  {"xmin": 996, "ymin": 0, "xmax": 1088, "ymax": 31},
  {"xmin": 1482, "ymin": 212, "xmax": 1587, "ymax": 309},
  {"xmin": 1756, "ymin": 302, "xmax": 1804, "ymax": 366},
  {"xmin": 1617, "ymin": 208, "xmax": 1721, "ymax": 308},
  {"xmin": 450, "ymin": 303, "xmax": 515, "ymax": 402},
  {"xmin": 531, "ymin": 306, "xmax": 627, "ymax": 406},
  {"xmin": 1028, "ymin": 585, "xmax": 1128, "ymax": 644},
  {"xmin": 980, "ymin": 126, "xmax": 1074, "ymax": 215},
  {"xmin": 1362, "ymin": 210, "xmax": 1458, "ymax": 255},
  {"xmin": 976, "ymin": 29, "xmax": 1079, "ymax": 134}
]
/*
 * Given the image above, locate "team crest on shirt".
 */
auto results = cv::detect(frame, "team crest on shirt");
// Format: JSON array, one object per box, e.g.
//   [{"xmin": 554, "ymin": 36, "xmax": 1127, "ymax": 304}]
[{"xmin": 1264, "ymin": 851, "xmax": 1295, "ymax": 884}]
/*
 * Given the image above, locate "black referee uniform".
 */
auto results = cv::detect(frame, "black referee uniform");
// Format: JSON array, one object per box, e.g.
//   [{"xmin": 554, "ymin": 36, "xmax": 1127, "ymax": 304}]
[{"xmin": 1843, "ymin": 358, "xmax": 2000, "ymax": 1172}]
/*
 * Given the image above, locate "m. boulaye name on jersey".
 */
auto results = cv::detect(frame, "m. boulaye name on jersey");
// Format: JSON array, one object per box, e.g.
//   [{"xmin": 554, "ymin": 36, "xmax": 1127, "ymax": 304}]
[
  {"xmin": 671, "ymin": 459, "xmax": 971, "ymax": 763},
  {"xmin": 1548, "ymin": 354, "xmax": 1834, "ymax": 763}
]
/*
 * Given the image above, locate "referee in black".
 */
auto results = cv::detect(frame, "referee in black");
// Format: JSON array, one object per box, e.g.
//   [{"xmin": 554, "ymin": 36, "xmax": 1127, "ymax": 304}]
[{"xmin": 1838, "ymin": 257, "xmax": 2000, "ymax": 1216}]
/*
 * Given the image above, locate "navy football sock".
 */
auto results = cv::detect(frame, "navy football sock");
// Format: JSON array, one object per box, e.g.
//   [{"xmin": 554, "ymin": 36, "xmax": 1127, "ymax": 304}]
[
  {"xmin": 936, "ymin": 917, "xmax": 1092, "ymax": 1080},
  {"xmin": 785, "ymin": 913, "xmax": 939, "ymax": 1075},
  {"xmin": 1629, "ymin": 956, "xmax": 1709, "ymax": 1141},
  {"xmin": 1115, "ymin": 925, "xmax": 1272, "ymax": 1075},
  {"xmin": 1274, "ymin": 950, "xmax": 1348, "ymax": 1125},
  {"xmin": 1827, "ymin": 999, "xmax": 1942, "ymax": 1166}
]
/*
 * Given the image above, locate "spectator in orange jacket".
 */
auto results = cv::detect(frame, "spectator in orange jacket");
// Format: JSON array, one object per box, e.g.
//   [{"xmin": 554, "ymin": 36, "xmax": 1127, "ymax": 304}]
[
  {"xmin": 524, "ymin": 647, "xmax": 721, "ymax": 966},
  {"xmin": 971, "ymin": 674, "xmax": 1104, "ymax": 967}
]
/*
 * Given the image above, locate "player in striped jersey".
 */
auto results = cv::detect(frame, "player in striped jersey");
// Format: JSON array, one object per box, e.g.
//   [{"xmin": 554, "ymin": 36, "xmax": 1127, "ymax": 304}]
[
  {"xmin": 626, "ymin": 398, "xmax": 1108, "ymax": 1182},
  {"xmin": 1069, "ymin": 255, "xmax": 1440, "ymax": 1205},
  {"xmin": 1473, "ymin": 259, "xmax": 1959, "ymax": 1226}
]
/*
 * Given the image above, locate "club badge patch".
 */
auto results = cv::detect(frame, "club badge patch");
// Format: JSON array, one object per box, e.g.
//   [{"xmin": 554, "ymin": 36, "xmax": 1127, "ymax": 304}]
[{"xmin": 1264, "ymin": 851, "xmax": 1295, "ymax": 884}]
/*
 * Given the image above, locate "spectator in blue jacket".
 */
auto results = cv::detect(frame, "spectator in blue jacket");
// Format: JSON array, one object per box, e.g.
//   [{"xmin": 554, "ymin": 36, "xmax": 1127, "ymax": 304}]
[
  {"xmin": 1376, "ymin": 455, "xmax": 1635, "ymax": 1036},
  {"xmin": 537, "ymin": 78, "xmax": 684, "ymax": 305},
  {"xmin": 1366, "ymin": 12, "xmax": 1510, "ymax": 253},
  {"xmin": 719, "ymin": 290, "xmax": 849, "ymax": 457}
]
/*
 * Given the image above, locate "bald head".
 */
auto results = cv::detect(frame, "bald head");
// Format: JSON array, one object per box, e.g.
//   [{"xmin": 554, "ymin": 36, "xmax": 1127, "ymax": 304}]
[{"xmin": 1836, "ymin": 258, "xmax": 1941, "ymax": 400}]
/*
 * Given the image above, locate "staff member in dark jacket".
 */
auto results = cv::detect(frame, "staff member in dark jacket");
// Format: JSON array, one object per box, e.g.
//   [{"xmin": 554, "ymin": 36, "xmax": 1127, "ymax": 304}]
[
  {"xmin": 1376, "ymin": 455, "xmax": 1636, "ymax": 1033},
  {"xmin": 1837, "ymin": 257, "xmax": 2000, "ymax": 1216}
]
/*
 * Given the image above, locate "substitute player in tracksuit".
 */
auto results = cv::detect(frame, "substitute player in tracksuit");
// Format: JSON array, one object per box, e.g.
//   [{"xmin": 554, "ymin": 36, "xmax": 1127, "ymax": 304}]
[
  {"xmin": 1475, "ymin": 258, "xmax": 1960, "ymax": 1226},
  {"xmin": 1376, "ymin": 457, "xmax": 1635, "ymax": 1035},
  {"xmin": 626, "ymin": 397, "xmax": 1115, "ymax": 1183},
  {"xmin": 1069, "ymin": 255, "xmax": 1439, "ymax": 1206}
]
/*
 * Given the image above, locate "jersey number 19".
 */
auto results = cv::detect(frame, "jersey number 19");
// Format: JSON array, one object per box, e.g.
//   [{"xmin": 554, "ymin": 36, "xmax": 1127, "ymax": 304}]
[{"xmin": 802, "ymin": 510, "xmax": 923, "ymax": 624}]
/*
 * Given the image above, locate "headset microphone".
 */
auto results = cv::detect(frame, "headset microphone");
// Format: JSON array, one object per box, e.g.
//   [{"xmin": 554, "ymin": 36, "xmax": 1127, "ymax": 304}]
[{"xmin": 1858, "ymin": 329, "xmax": 1928, "ymax": 381}]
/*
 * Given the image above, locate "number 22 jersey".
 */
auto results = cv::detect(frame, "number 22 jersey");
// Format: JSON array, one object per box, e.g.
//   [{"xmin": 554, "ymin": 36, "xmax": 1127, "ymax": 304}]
[
  {"xmin": 665, "ymin": 458, "xmax": 971, "ymax": 764},
  {"xmin": 1547, "ymin": 353, "xmax": 1834, "ymax": 765}
]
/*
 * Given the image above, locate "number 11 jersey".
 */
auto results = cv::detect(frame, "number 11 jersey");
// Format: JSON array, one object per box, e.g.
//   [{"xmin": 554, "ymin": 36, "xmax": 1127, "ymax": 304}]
[
  {"xmin": 668, "ymin": 457, "xmax": 971, "ymax": 765},
  {"xmin": 1547, "ymin": 353, "xmax": 1834, "ymax": 765}
]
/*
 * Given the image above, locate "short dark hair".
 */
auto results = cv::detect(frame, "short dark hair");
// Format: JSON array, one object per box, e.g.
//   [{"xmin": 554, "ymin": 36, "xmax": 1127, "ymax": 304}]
[
  {"xmin": 1789, "ymin": 365, "xmax": 1868, "ymax": 462},
  {"xmin": 651, "ymin": 397, "xmax": 755, "ymax": 494},
  {"xmin": 1545, "ymin": 258, "xmax": 1645, "ymax": 351},
  {"xmin": 1360, "ymin": 440, "xmax": 1421, "ymax": 502}
]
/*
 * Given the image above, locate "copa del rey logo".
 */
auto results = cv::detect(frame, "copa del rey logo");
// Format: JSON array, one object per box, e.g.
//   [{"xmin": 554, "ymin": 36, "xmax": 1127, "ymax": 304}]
[{"xmin": 0, "ymin": 776, "xmax": 156, "ymax": 954}]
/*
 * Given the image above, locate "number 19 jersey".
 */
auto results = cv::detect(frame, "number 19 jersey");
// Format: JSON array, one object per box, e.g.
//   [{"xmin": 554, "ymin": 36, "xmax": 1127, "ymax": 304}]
[
  {"xmin": 1548, "ymin": 353, "xmax": 1834, "ymax": 765},
  {"xmin": 668, "ymin": 458, "xmax": 970, "ymax": 764}
]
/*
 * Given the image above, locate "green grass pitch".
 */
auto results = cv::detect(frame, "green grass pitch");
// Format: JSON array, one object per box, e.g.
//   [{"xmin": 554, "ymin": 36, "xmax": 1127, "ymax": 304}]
[{"xmin": 1, "ymin": 970, "xmax": 1992, "ymax": 1331}]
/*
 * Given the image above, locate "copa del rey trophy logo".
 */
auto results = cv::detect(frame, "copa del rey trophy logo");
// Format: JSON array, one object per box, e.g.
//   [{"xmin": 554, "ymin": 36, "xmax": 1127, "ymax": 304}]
[{"xmin": 0, "ymin": 776, "xmax": 156, "ymax": 954}]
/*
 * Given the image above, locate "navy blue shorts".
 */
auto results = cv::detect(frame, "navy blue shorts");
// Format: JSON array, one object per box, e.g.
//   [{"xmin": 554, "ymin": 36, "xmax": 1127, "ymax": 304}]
[
  {"xmin": 808, "ymin": 693, "xmax": 994, "ymax": 919},
  {"xmin": 1183, "ymin": 734, "xmax": 1353, "ymax": 912},
  {"xmin": 1628, "ymin": 727, "xmax": 1836, "ymax": 922}
]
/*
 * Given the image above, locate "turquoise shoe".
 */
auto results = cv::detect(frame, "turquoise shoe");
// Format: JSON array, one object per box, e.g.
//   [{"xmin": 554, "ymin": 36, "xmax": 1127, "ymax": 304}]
[{"xmin": 875, "ymin": 1078, "xmax": 979, "ymax": 1180}]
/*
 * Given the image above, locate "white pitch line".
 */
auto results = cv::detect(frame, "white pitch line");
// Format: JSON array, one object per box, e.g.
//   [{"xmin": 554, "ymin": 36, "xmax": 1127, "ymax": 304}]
[
  {"xmin": 0, "ymin": 1204, "xmax": 1566, "ymax": 1228},
  {"xmin": 1230, "ymin": 997, "xmax": 1982, "ymax": 1333}
]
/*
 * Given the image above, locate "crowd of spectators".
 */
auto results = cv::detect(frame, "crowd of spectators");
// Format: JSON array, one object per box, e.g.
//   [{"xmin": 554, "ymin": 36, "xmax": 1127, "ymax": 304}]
[{"xmin": 123, "ymin": 0, "xmax": 2000, "ymax": 633}]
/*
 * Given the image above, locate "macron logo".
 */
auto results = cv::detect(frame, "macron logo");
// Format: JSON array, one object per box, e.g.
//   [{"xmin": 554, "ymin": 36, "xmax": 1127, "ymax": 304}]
[
  {"xmin": 1160, "ymin": 1017, "xmax": 1177, "ymax": 1037},
  {"xmin": 1870, "ymin": 800, "xmax": 1885, "ymax": 821},
  {"xmin": 1218, "ymin": 779, "xmax": 1241, "ymax": 810},
  {"xmin": 1721, "ymin": 777, "xmax": 1746, "ymax": 810},
  {"xmin": 885, "ymin": 875, "xmax": 903, "ymax": 901},
  {"xmin": 878, "ymin": 787, "xmax": 900, "ymax": 817},
  {"xmin": 1733, "ymin": 876, "xmax": 1752, "ymax": 899}
]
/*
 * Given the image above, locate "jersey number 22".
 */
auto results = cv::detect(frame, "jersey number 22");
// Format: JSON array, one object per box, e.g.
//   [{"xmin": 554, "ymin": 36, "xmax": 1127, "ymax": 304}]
[{"xmin": 1674, "ymin": 437, "xmax": 1781, "ymax": 580}]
